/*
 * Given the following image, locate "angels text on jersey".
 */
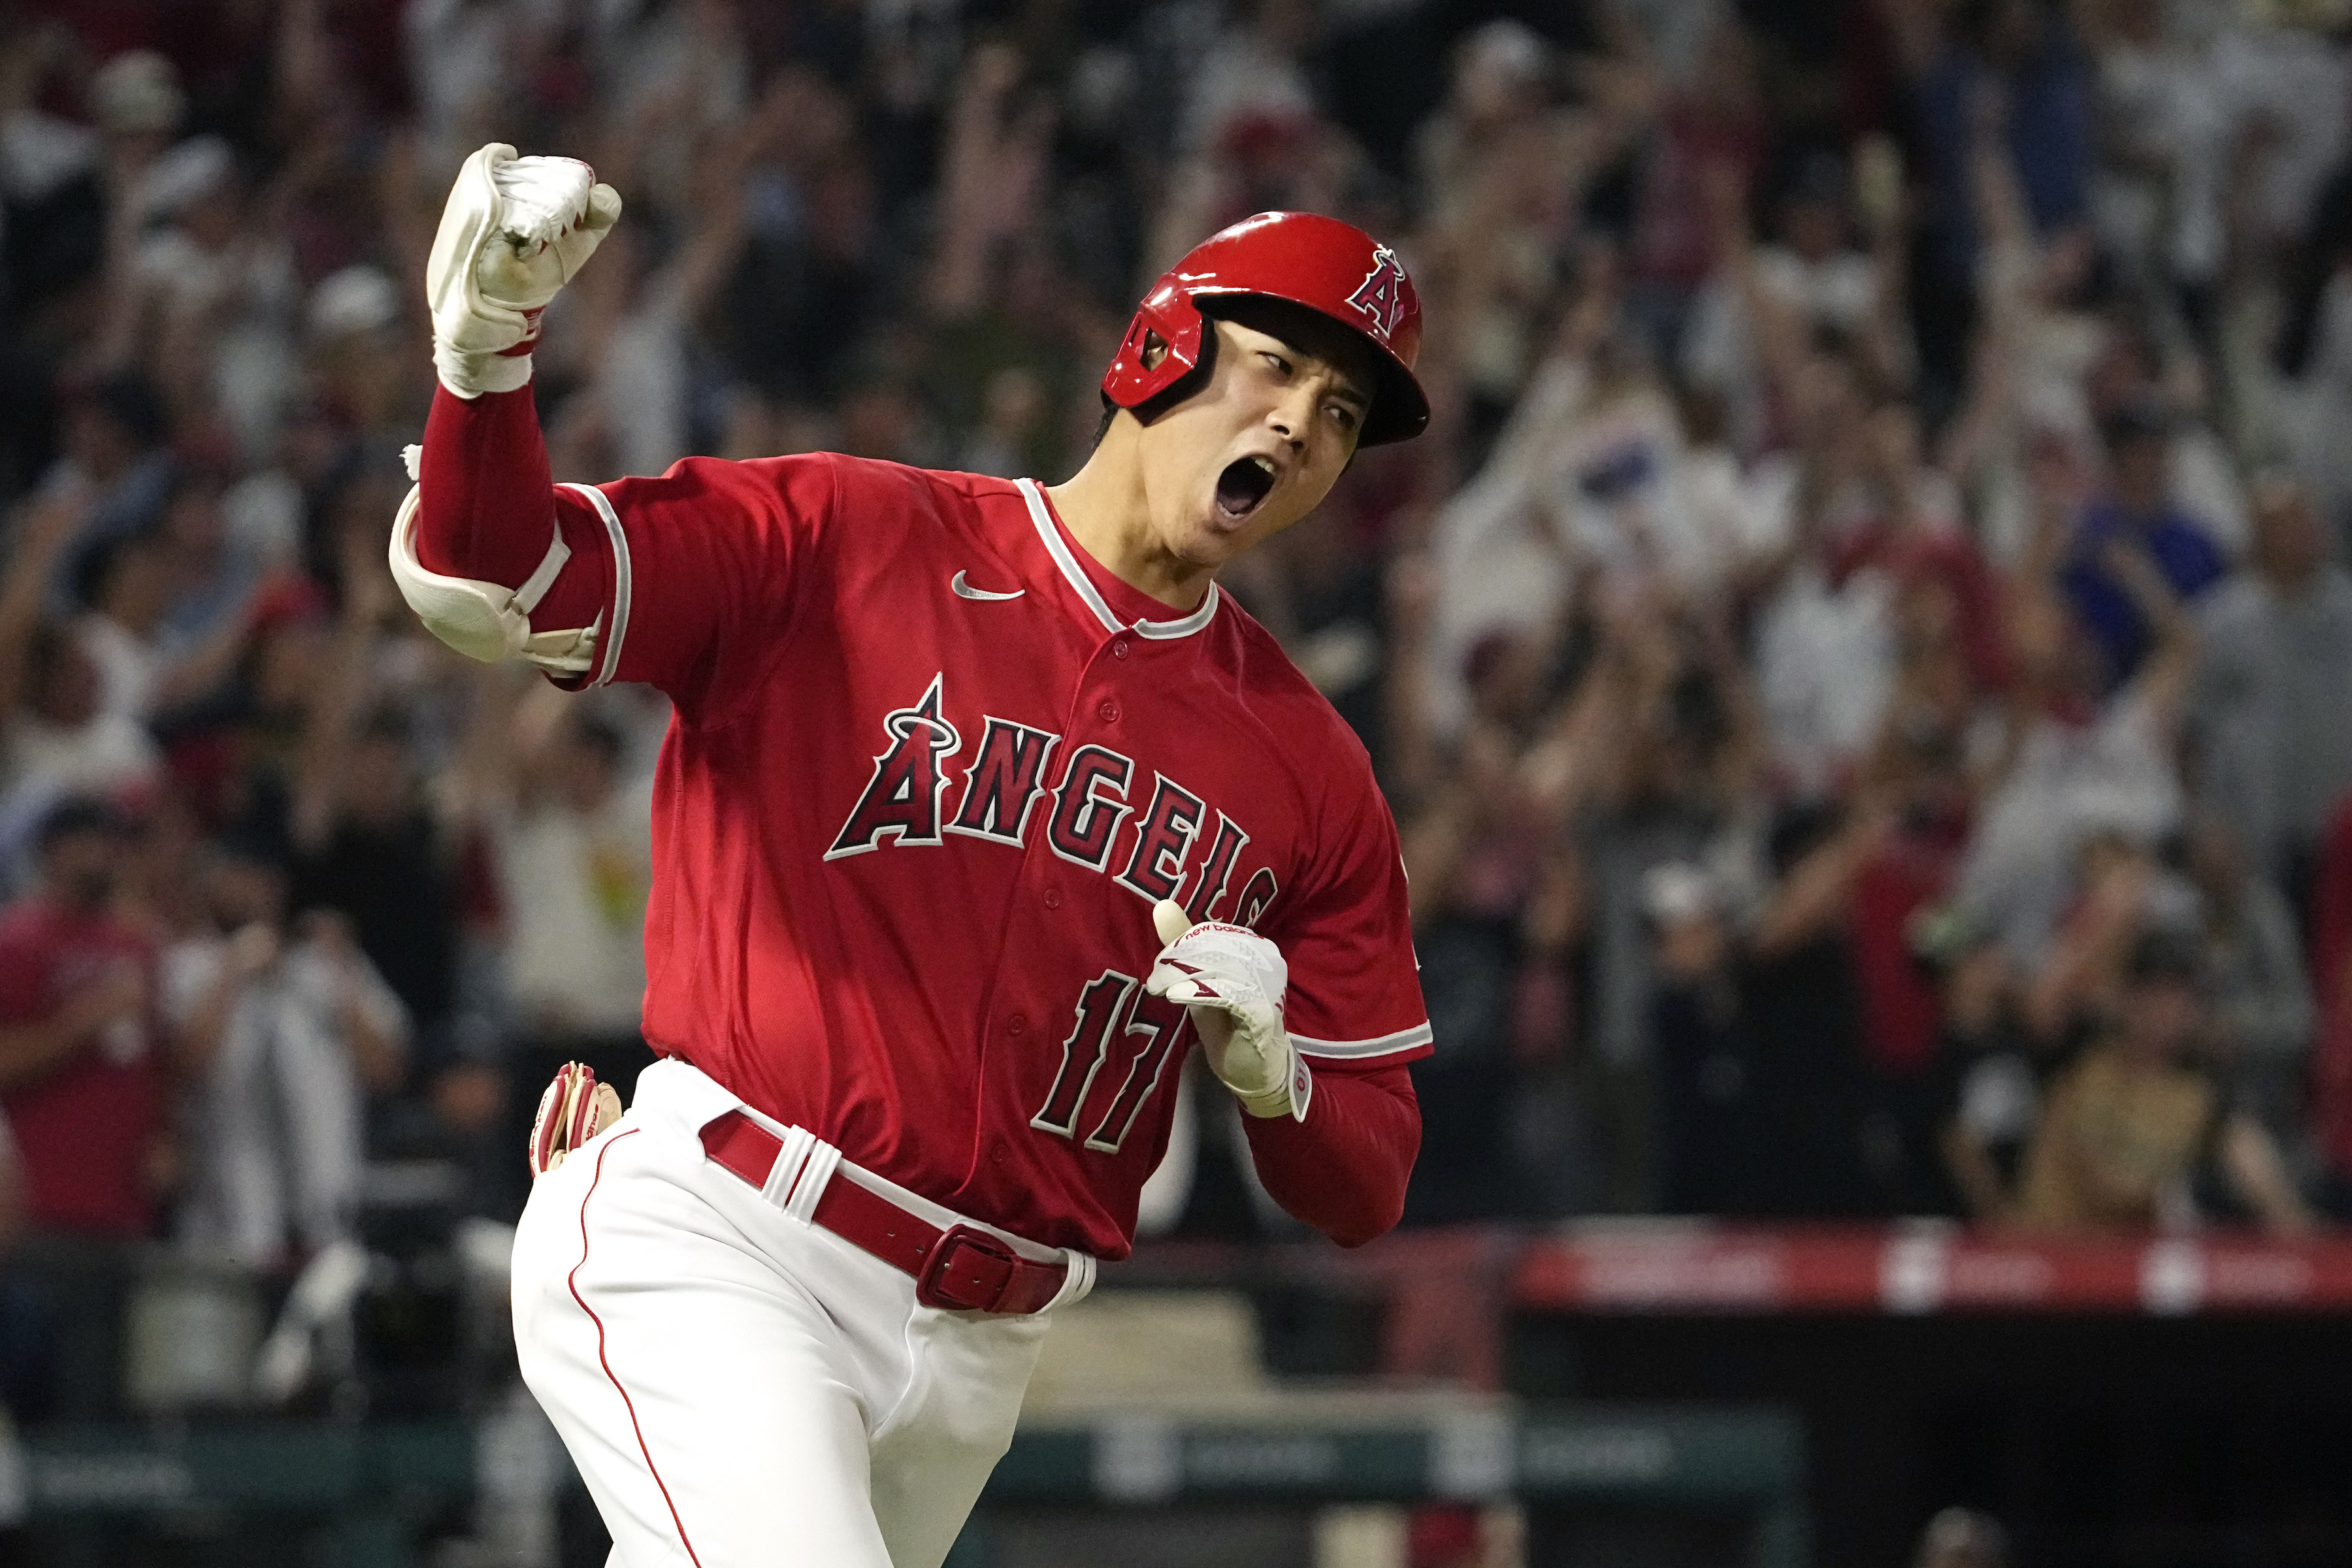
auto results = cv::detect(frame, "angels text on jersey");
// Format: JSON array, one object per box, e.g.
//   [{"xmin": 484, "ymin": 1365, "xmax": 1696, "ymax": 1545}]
[{"xmin": 823, "ymin": 672, "xmax": 1281, "ymax": 929}]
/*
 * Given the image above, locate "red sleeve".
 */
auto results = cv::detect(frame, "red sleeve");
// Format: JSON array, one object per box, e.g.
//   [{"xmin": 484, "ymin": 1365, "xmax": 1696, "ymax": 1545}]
[
  {"xmin": 1260, "ymin": 745, "xmax": 1433, "ymax": 1071},
  {"xmin": 1242, "ymin": 1062, "xmax": 1419, "ymax": 1246},
  {"xmin": 419, "ymin": 388, "xmax": 559, "ymax": 580},
  {"xmin": 570, "ymin": 453, "xmax": 836, "ymax": 716},
  {"xmin": 414, "ymin": 386, "xmax": 836, "ymax": 718},
  {"xmin": 416, "ymin": 387, "xmax": 610, "ymax": 638}
]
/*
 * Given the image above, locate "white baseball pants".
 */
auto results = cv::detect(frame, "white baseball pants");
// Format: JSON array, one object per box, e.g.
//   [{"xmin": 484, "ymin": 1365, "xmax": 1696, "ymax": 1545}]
[{"xmin": 511, "ymin": 1058, "xmax": 1096, "ymax": 1567}]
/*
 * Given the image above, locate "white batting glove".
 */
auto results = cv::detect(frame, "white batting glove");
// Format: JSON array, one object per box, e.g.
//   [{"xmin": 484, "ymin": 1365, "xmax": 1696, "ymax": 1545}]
[
  {"xmin": 1147, "ymin": 900, "xmax": 1311, "ymax": 1121},
  {"xmin": 427, "ymin": 143, "xmax": 621, "ymax": 398}
]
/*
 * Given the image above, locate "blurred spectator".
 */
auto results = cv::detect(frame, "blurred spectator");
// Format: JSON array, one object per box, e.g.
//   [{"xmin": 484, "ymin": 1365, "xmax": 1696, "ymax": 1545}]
[
  {"xmin": 285, "ymin": 536, "xmax": 459, "ymax": 1056},
  {"xmin": 1396, "ymin": 710, "xmax": 1578, "ymax": 1223},
  {"xmin": 2190, "ymin": 474, "xmax": 2352, "ymax": 918},
  {"xmin": 289, "ymin": 704, "xmax": 458, "ymax": 1054},
  {"xmin": 1913, "ymin": 1505, "xmax": 2011, "ymax": 1568},
  {"xmin": 1914, "ymin": 0, "xmax": 2094, "ymax": 382},
  {"xmin": 1551, "ymin": 596, "xmax": 1763, "ymax": 1211},
  {"xmin": 1846, "ymin": 717, "xmax": 1984, "ymax": 1211},
  {"xmin": 1644, "ymin": 801, "xmax": 1901, "ymax": 1218},
  {"xmin": 35, "ymin": 375, "xmax": 172, "ymax": 578},
  {"xmin": 1644, "ymin": 862, "xmax": 1758, "ymax": 1213},
  {"xmin": 1625, "ymin": 18, "xmax": 1767, "ymax": 363},
  {"xmin": 165, "ymin": 832, "xmax": 405, "ymax": 1269},
  {"xmin": 478, "ymin": 700, "xmax": 651, "ymax": 1053},
  {"xmin": 2014, "ymin": 929, "xmax": 2311, "ymax": 1235},
  {"xmin": 2187, "ymin": 817, "xmax": 2311, "ymax": 1156},
  {"xmin": 451, "ymin": 678, "xmax": 657, "ymax": 1206},
  {"xmin": 1684, "ymin": 143, "xmax": 1912, "ymax": 448},
  {"xmin": 2059, "ymin": 397, "xmax": 2225, "ymax": 691},
  {"xmin": 97, "ymin": 135, "xmax": 299, "ymax": 461},
  {"xmin": 1949, "ymin": 534, "xmax": 2190, "ymax": 972},
  {"xmin": 0, "ymin": 798, "xmax": 165, "ymax": 1237},
  {"xmin": 1933, "ymin": 935, "xmax": 2038, "ymax": 1222},
  {"xmin": 0, "ymin": 797, "xmax": 169, "ymax": 1418},
  {"xmin": 0, "ymin": 490, "xmax": 164, "ymax": 878}
]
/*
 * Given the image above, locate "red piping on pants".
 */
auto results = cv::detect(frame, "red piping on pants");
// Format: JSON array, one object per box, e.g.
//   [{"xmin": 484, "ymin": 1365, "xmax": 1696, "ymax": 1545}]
[{"xmin": 566, "ymin": 1129, "xmax": 705, "ymax": 1567}]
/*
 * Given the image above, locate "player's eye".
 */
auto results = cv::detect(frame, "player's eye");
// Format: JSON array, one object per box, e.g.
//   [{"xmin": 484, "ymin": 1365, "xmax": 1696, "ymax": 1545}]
[
  {"xmin": 1260, "ymin": 352, "xmax": 1293, "ymax": 378},
  {"xmin": 1327, "ymin": 402, "xmax": 1359, "ymax": 433}
]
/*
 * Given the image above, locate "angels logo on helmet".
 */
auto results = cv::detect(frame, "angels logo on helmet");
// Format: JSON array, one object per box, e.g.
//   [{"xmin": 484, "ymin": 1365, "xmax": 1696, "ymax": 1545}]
[{"xmin": 1345, "ymin": 247, "xmax": 1409, "ymax": 341}]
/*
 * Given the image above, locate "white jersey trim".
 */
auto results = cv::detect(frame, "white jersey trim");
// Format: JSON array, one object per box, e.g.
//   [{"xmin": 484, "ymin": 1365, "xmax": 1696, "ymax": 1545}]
[
  {"xmin": 561, "ymin": 482, "xmax": 632, "ymax": 687},
  {"xmin": 1288, "ymin": 1022, "xmax": 1435, "ymax": 1060},
  {"xmin": 1015, "ymin": 478, "xmax": 1219, "ymax": 641}
]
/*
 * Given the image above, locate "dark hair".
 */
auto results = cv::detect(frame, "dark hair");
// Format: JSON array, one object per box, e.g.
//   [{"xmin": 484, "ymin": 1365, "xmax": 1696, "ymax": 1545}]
[
  {"xmin": 82, "ymin": 373, "xmax": 169, "ymax": 451},
  {"xmin": 1776, "ymin": 147, "xmax": 1848, "ymax": 214},
  {"xmin": 23, "ymin": 621, "xmax": 73, "ymax": 686},
  {"xmin": 355, "ymin": 703, "xmax": 412, "ymax": 748},
  {"xmin": 1209, "ymin": 294, "xmax": 1382, "ymax": 409},
  {"xmin": 210, "ymin": 813, "xmax": 291, "ymax": 875},
  {"xmin": 73, "ymin": 529, "xmax": 165, "ymax": 612},
  {"xmin": 2124, "ymin": 926, "xmax": 2204, "ymax": 987},
  {"xmin": 35, "ymin": 794, "xmax": 130, "ymax": 850},
  {"xmin": 2099, "ymin": 393, "xmax": 2172, "ymax": 453}
]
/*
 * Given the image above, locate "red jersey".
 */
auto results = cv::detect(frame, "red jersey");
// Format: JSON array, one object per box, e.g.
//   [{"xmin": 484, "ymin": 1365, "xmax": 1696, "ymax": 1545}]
[
  {"xmin": 542, "ymin": 455, "xmax": 1430, "ymax": 1256},
  {"xmin": 0, "ymin": 900, "xmax": 164, "ymax": 1236}
]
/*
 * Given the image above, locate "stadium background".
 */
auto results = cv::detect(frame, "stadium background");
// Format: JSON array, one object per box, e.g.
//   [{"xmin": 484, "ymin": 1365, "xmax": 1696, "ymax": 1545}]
[{"xmin": 6, "ymin": 0, "xmax": 2352, "ymax": 1563}]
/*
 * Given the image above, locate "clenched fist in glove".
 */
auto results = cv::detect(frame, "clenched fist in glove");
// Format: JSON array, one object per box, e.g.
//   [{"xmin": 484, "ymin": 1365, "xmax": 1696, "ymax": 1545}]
[
  {"xmin": 1147, "ymin": 901, "xmax": 1311, "ymax": 1121},
  {"xmin": 427, "ymin": 143, "xmax": 621, "ymax": 398},
  {"xmin": 528, "ymin": 1062, "xmax": 625, "ymax": 1176}
]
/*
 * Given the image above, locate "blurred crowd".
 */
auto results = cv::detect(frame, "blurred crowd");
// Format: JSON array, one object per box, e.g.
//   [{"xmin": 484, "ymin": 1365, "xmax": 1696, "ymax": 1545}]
[{"xmin": 8, "ymin": 0, "xmax": 2352, "ymax": 1363}]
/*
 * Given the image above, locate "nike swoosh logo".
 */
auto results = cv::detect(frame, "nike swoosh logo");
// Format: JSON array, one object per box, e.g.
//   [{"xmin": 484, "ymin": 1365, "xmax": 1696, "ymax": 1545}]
[{"xmin": 951, "ymin": 570, "xmax": 1025, "ymax": 601}]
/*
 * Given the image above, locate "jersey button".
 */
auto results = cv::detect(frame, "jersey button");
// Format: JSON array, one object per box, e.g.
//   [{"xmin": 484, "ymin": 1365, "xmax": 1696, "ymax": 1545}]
[
  {"xmin": 1098, "ymin": 700, "xmax": 1120, "ymax": 723},
  {"xmin": 1112, "ymin": 638, "xmax": 1130, "ymax": 659},
  {"xmin": 1007, "ymin": 1013, "xmax": 1028, "ymax": 1037},
  {"xmin": 989, "ymin": 1138, "xmax": 1009, "ymax": 1166},
  {"xmin": 1043, "ymin": 888, "xmax": 1062, "ymax": 909}
]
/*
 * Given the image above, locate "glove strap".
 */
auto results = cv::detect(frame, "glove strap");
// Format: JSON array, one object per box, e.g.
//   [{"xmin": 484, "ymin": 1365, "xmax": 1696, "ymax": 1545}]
[{"xmin": 1239, "ymin": 1053, "xmax": 1311, "ymax": 1122}]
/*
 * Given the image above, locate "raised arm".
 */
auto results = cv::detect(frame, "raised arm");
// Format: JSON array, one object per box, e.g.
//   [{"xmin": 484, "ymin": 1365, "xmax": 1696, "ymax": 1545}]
[
  {"xmin": 393, "ymin": 146, "xmax": 620, "ymax": 672},
  {"xmin": 397, "ymin": 145, "xmax": 836, "ymax": 715},
  {"xmin": 0, "ymin": 490, "xmax": 88, "ymax": 723}
]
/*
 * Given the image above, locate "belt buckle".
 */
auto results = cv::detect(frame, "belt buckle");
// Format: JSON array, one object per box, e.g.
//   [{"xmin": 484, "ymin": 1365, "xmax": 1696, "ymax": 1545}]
[{"xmin": 915, "ymin": 1224, "xmax": 1018, "ymax": 1313}]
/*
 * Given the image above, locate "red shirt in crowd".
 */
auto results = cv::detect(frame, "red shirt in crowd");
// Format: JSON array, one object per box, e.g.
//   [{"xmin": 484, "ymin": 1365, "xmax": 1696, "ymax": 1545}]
[
  {"xmin": 1848, "ymin": 825, "xmax": 1965, "ymax": 1076},
  {"xmin": 0, "ymin": 900, "xmax": 163, "ymax": 1236}
]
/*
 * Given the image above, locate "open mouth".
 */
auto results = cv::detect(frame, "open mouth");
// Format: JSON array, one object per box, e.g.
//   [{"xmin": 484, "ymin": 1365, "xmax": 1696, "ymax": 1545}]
[{"xmin": 1215, "ymin": 455, "xmax": 1277, "ymax": 521}]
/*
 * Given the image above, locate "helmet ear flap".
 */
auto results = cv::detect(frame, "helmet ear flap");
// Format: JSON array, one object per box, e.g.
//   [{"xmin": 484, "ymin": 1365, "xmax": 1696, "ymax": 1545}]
[
  {"xmin": 1104, "ymin": 287, "xmax": 1211, "ymax": 414},
  {"xmin": 1126, "ymin": 311, "xmax": 1217, "ymax": 427}
]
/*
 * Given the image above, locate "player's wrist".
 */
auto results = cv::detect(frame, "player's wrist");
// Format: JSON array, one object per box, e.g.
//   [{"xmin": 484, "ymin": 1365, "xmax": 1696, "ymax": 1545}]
[{"xmin": 434, "ymin": 340, "xmax": 534, "ymax": 399}]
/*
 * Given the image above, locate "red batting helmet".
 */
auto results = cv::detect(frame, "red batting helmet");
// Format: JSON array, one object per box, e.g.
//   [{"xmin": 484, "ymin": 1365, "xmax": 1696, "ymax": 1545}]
[{"xmin": 1102, "ymin": 212, "xmax": 1429, "ymax": 446}]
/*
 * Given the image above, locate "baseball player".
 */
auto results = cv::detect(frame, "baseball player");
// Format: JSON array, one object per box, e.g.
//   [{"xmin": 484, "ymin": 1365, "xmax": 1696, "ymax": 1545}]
[{"xmin": 393, "ymin": 145, "xmax": 1433, "ymax": 1567}]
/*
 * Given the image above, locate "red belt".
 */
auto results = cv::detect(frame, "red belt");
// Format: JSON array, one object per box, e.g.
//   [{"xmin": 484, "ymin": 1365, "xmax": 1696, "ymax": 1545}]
[{"xmin": 698, "ymin": 1110, "xmax": 1068, "ymax": 1316}]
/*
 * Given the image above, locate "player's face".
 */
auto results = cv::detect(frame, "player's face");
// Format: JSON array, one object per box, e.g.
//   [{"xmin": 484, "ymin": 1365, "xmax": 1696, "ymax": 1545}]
[{"xmin": 1135, "ymin": 316, "xmax": 1369, "ymax": 570}]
